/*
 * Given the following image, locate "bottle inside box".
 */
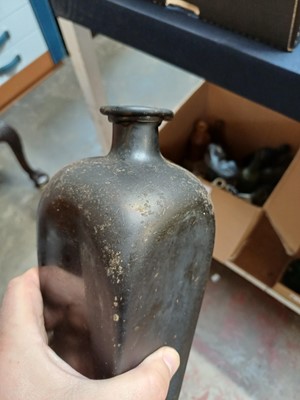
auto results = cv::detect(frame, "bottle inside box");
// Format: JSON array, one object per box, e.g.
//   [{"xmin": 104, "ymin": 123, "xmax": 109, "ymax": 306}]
[
  {"xmin": 159, "ymin": 83, "xmax": 300, "ymax": 311},
  {"xmin": 179, "ymin": 118, "xmax": 296, "ymax": 207}
]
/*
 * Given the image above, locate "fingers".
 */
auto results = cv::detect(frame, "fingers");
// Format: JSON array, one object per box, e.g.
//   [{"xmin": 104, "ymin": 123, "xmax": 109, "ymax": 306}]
[
  {"xmin": 0, "ymin": 271, "xmax": 180, "ymax": 400},
  {"xmin": 40, "ymin": 266, "xmax": 88, "ymax": 331},
  {"xmin": 80, "ymin": 347, "xmax": 180, "ymax": 400},
  {"xmin": 0, "ymin": 268, "xmax": 47, "ymax": 344}
]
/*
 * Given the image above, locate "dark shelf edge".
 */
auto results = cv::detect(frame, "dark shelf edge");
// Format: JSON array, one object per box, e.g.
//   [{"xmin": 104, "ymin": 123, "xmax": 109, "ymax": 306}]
[{"xmin": 50, "ymin": 0, "xmax": 300, "ymax": 121}]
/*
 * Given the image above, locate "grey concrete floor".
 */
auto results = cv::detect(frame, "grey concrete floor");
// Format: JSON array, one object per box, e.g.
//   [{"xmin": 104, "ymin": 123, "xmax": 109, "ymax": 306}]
[{"xmin": 1, "ymin": 36, "xmax": 300, "ymax": 400}]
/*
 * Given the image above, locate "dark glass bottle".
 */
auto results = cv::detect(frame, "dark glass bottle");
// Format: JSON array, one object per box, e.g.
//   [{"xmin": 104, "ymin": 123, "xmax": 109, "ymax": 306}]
[
  {"xmin": 187, "ymin": 119, "xmax": 210, "ymax": 161},
  {"xmin": 37, "ymin": 106, "xmax": 215, "ymax": 399}
]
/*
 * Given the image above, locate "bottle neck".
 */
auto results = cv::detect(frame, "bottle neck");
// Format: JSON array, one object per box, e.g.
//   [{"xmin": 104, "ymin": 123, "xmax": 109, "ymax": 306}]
[{"xmin": 109, "ymin": 121, "xmax": 162, "ymax": 162}]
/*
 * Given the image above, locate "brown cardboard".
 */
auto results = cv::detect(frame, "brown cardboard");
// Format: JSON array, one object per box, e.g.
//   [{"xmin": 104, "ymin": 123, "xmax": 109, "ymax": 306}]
[
  {"xmin": 273, "ymin": 283, "xmax": 300, "ymax": 308},
  {"xmin": 264, "ymin": 150, "xmax": 300, "ymax": 255},
  {"xmin": 159, "ymin": 82, "xmax": 300, "ymax": 292},
  {"xmin": 209, "ymin": 184, "xmax": 260, "ymax": 262},
  {"xmin": 230, "ymin": 213, "xmax": 292, "ymax": 287},
  {"xmin": 160, "ymin": 83, "xmax": 208, "ymax": 163},
  {"xmin": 205, "ymin": 84, "xmax": 300, "ymax": 158}
]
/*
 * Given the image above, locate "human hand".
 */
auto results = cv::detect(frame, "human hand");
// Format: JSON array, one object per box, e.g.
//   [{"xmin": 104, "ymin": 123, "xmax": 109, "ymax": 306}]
[{"xmin": 0, "ymin": 268, "xmax": 180, "ymax": 400}]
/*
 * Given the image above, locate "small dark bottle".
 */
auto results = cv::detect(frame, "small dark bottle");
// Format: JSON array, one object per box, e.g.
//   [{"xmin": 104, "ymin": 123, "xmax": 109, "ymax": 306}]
[
  {"xmin": 37, "ymin": 106, "xmax": 215, "ymax": 399},
  {"xmin": 208, "ymin": 119, "xmax": 226, "ymax": 147},
  {"xmin": 187, "ymin": 119, "xmax": 210, "ymax": 161},
  {"xmin": 237, "ymin": 151, "xmax": 262, "ymax": 193}
]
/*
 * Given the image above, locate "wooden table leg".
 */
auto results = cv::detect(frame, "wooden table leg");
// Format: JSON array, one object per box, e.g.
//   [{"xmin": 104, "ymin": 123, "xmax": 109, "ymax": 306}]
[{"xmin": 0, "ymin": 121, "xmax": 49, "ymax": 187}]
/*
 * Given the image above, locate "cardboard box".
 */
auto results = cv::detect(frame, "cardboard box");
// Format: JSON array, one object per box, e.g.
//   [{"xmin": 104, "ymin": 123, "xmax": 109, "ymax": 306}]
[
  {"xmin": 158, "ymin": 0, "xmax": 300, "ymax": 51},
  {"xmin": 273, "ymin": 282, "xmax": 300, "ymax": 309},
  {"xmin": 159, "ymin": 82, "xmax": 300, "ymax": 311}
]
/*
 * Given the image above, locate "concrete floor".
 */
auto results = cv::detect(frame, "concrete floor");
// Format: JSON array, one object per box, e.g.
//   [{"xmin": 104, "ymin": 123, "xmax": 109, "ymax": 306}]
[{"xmin": 1, "ymin": 36, "xmax": 300, "ymax": 399}]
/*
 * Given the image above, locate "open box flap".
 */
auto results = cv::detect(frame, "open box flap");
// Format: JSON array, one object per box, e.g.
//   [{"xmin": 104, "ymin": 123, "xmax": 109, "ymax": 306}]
[
  {"xmin": 208, "ymin": 183, "xmax": 261, "ymax": 262},
  {"xmin": 229, "ymin": 213, "xmax": 292, "ymax": 287},
  {"xmin": 264, "ymin": 149, "xmax": 300, "ymax": 255}
]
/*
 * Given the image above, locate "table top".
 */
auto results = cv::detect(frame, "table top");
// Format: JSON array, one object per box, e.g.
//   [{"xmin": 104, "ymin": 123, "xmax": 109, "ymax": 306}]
[{"xmin": 50, "ymin": 0, "xmax": 300, "ymax": 121}]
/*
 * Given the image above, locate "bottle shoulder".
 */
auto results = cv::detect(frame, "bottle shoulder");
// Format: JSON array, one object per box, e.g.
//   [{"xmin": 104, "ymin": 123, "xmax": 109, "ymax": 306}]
[{"xmin": 39, "ymin": 156, "xmax": 213, "ymax": 216}]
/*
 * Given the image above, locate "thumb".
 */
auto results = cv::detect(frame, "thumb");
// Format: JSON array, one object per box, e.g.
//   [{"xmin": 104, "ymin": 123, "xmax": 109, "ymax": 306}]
[
  {"xmin": 125, "ymin": 346, "xmax": 180, "ymax": 399},
  {"xmin": 82, "ymin": 347, "xmax": 180, "ymax": 400}
]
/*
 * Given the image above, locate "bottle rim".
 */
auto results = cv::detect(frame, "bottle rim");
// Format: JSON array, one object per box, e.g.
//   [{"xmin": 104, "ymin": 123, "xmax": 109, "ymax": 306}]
[{"xmin": 100, "ymin": 106, "xmax": 173, "ymax": 122}]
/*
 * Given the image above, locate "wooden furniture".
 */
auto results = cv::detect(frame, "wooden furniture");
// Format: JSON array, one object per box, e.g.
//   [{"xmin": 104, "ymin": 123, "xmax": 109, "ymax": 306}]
[
  {"xmin": 0, "ymin": 121, "xmax": 49, "ymax": 187},
  {"xmin": 0, "ymin": 0, "xmax": 65, "ymax": 111},
  {"xmin": 0, "ymin": 0, "xmax": 65, "ymax": 185}
]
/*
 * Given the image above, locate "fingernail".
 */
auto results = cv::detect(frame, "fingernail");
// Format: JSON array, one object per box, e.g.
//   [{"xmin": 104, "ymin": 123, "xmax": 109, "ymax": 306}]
[{"xmin": 162, "ymin": 347, "xmax": 180, "ymax": 377}]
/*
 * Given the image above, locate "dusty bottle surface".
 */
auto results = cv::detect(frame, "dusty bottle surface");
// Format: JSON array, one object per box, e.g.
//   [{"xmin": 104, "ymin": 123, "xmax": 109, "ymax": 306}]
[{"xmin": 37, "ymin": 106, "xmax": 215, "ymax": 399}]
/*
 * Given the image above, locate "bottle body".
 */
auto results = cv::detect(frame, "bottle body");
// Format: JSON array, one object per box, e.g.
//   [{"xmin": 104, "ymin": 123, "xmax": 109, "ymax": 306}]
[{"xmin": 38, "ymin": 107, "xmax": 215, "ymax": 399}]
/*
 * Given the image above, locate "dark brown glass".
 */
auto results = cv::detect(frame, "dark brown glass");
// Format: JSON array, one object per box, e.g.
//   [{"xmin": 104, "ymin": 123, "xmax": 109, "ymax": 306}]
[{"xmin": 37, "ymin": 106, "xmax": 215, "ymax": 399}]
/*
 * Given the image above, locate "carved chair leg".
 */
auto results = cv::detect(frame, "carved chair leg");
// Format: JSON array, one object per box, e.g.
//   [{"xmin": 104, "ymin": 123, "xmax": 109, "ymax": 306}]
[{"xmin": 0, "ymin": 120, "xmax": 49, "ymax": 187}]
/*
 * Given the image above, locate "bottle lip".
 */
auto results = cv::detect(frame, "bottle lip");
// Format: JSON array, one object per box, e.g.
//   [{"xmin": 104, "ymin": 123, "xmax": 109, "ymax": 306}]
[{"xmin": 100, "ymin": 106, "xmax": 173, "ymax": 122}]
